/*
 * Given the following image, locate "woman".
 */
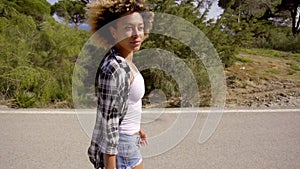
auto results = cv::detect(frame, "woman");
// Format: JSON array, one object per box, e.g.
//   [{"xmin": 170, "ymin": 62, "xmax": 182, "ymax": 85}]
[{"xmin": 86, "ymin": 1, "xmax": 153, "ymax": 169}]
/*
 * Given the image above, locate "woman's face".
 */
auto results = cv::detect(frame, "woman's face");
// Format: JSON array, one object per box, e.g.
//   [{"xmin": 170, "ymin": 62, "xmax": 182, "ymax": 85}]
[{"xmin": 110, "ymin": 12, "xmax": 145, "ymax": 53}]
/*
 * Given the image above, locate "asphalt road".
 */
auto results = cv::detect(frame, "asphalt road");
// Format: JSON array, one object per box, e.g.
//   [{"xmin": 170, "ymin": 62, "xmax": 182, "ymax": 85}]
[{"xmin": 0, "ymin": 108, "xmax": 299, "ymax": 169}]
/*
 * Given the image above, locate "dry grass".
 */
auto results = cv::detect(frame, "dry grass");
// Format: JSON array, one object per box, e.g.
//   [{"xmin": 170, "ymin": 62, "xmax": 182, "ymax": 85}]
[{"xmin": 226, "ymin": 49, "xmax": 300, "ymax": 107}]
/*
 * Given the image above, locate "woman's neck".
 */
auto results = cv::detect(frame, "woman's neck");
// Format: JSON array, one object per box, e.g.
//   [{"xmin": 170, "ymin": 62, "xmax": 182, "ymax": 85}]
[{"xmin": 113, "ymin": 46, "xmax": 134, "ymax": 63}]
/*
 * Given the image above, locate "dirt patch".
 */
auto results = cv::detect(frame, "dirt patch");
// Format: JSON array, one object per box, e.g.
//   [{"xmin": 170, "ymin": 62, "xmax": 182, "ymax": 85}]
[{"xmin": 226, "ymin": 52, "xmax": 300, "ymax": 108}]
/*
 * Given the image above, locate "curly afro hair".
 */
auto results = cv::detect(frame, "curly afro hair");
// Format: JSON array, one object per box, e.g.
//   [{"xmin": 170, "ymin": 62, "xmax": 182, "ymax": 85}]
[{"xmin": 86, "ymin": 0, "xmax": 154, "ymax": 47}]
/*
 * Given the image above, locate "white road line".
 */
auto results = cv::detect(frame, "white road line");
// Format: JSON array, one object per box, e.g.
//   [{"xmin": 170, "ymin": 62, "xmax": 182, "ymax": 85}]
[
  {"xmin": 0, "ymin": 108, "xmax": 299, "ymax": 114},
  {"xmin": 0, "ymin": 109, "xmax": 76, "ymax": 114}
]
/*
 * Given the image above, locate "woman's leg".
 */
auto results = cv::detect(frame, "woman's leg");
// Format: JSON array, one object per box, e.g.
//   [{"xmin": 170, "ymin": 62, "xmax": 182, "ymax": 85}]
[{"xmin": 133, "ymin": 162, "xmax": 143, "ymax": 169}]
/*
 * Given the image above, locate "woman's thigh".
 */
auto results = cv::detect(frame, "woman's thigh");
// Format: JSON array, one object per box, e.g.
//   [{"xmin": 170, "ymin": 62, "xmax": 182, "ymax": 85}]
[{"xmin": 133, "ymin": 162, "xmax": 143, "ymax": 169}]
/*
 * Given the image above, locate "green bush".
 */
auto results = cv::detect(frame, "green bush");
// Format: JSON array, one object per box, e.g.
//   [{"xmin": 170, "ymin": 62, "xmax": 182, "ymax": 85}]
[
  {"xmin": 1, "ymin": 66, "xmax": 60, "ymax": 108},
  {"xmin": 254, "ymin": 25, "xmax": 300, "ymax": 53},
  {"xmin": 0, "ymin": 1, "xmax": 89, "ymax": 108},
  {"xmin": 217, "ymin": 45, "xmax": 238, "ymax": 67}
]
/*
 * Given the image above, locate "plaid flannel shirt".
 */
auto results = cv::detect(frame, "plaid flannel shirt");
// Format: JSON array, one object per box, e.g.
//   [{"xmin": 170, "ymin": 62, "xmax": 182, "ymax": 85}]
[{"xmin": 88, "ymin": 49, "xmax": 131, "ymax": 164}]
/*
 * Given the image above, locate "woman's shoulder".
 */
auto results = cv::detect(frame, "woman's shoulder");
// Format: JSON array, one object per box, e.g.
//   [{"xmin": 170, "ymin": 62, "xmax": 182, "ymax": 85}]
[
  {"xmin": 101, "ymin": 57, "xmax": 120, "ymax": 75},
  {"xmin": 101, "ymin": 52, "xmax": 130, "ymax": 76}
]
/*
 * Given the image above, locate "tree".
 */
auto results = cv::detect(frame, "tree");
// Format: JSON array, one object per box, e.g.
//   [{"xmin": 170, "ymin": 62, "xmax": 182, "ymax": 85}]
[
  {"xmin": 276, "ymin": 0, "xmax": 300, "ymax": 35},
  {"xmin": 218, "ymin": 0, "xmax": 300, "ymax": 35},
  {"xmin": 218, "ymin": 0, "xmax": 281, "ymax": 22},
  {"xmin": 51, "ymin": 0, "xmax": 86, "ymax": 30},
  {"xmin": 138, "ymin": 0, "xmax": 233, "ymax": 106},
  {"xmin": 0, "ymin": 0, "xmax": 51, "ymax": 22}
]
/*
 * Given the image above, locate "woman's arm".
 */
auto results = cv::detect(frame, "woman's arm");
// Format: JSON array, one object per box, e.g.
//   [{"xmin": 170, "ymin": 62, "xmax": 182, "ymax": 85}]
[
  {"xmin": 88, "ymin": 68, "xmax": 122, "ymax": 167},
  {"xmin": 98, "ymin": 71, "xmax": 121, "ymax": 154},
  {"xmin": 104, "ymin": 154, "xmax": 116, "ymax": 169}
]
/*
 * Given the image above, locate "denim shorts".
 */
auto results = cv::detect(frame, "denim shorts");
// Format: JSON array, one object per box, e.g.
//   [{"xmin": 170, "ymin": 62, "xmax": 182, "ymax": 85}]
[{"xmin": 117, "ymin": 133, "xmax": 142, "ymax": 169}]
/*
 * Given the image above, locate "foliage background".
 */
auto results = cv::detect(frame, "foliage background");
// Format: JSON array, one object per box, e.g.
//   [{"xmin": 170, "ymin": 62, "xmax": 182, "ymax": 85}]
[{"xmin": 0, "ymin": 0, "xmax": 299, "ymax": 108}]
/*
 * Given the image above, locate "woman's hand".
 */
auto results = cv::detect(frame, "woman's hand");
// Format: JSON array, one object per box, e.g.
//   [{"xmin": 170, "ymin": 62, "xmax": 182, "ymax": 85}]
[{"xmin": 139, "ymin": 129, "xmax": 148, "ymax": 146}]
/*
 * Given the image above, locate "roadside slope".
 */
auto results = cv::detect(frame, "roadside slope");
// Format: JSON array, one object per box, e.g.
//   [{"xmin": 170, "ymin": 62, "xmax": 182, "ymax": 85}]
[{"xmin": 226, "ymin": 49, "xmax": 300, "ymax": 108}]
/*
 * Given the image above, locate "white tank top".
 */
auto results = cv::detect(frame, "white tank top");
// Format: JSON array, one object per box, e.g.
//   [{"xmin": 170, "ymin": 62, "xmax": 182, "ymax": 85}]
[{"xmin": 119, "ymin": 66, "xmax": 145, "ymax": 135}]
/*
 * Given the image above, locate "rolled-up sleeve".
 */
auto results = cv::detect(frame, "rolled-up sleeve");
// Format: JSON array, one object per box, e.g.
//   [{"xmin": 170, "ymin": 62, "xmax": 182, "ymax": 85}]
[{"xmin": 97, "ymin": 71, "xmax": 120, "ymax": 155}]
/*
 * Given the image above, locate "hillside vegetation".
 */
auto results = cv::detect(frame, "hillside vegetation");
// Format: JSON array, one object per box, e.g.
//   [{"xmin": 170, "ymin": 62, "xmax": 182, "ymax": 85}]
[{"xmin": 0, "ymin": 0, "xmax": 89, "ymax": 108}]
